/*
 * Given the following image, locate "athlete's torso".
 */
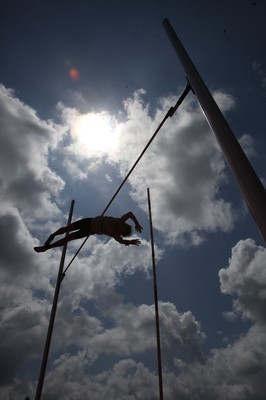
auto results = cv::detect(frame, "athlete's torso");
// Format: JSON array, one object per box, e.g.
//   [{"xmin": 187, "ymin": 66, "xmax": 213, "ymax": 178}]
[{"xmin": 91, "ymin": 216, "xmax": 121, "ymax": 237}]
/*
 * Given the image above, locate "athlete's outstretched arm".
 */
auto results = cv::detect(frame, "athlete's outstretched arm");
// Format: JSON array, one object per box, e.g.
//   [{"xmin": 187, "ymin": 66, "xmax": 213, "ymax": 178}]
[
  {"xmin": 113, "ymin": 235, "xmax": 141, "ymax": 246},
  {"xmin": 120, "ymin": 212, "xmax": 143, "ymax": 233}
]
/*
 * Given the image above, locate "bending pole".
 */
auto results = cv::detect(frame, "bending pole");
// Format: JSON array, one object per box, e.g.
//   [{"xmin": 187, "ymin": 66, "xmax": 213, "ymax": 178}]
[
  {"xmin": 147, "ymin": 188, "xmax": 164, "ymax": 400},
  {"xmin": 163, "ymin": 18, "xmax": 266, "ymax": 244},
  {"xmin": 35, "ymin": 199, "xmax": 75, "ymax": 400}
]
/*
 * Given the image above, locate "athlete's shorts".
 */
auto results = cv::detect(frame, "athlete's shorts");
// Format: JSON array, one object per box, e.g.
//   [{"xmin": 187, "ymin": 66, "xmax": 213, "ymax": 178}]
[{"xmin": 74, "ymin": 218, "xmax": 95, "ymax": 238}]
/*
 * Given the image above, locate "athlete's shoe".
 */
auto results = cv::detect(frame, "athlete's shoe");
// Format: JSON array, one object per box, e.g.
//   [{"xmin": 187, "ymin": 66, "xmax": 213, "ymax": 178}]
[{"xmin": 34, "ymin": 245, "xmax": 48, "ymax": 253}]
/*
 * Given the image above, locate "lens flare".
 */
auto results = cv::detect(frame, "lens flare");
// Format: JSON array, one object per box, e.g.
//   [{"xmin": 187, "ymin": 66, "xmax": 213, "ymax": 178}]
[{"xmin": 69, "ymin": 68, "xmax": 80, "ymax": 80}]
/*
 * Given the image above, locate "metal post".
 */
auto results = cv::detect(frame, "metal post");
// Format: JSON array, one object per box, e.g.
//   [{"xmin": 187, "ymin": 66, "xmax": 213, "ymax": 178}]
[
  {"xmin": 147, "ymin": 188, "xmax": 164, "ymax": 400},
  {"xmin": 163, "ymin": 18, "xmax": 266, "ymax": 244},
  {"xmin": 35, "ymin": 199, "xmax": 75, "ymax": 400}
]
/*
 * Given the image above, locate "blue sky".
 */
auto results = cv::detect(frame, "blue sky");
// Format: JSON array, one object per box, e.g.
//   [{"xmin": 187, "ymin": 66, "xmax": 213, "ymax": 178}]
[{"xmin": 1, "ymin": 1, "xmax": 266, "ymax": 399}]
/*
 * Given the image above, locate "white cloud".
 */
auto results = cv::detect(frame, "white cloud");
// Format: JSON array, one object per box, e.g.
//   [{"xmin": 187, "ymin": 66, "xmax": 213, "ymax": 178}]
[
  {"xmin": 44, "ymin": 237, "xmax": 162, "ymax": 353},
  {"xmin": 42, "ymin": 358, "xmax": 159, "ymax": 400},
  {"xmin": 84, "ymin": 297, "xmax": 205, "ymax": 366},
  {"xmin": 0, "ymin": 84, "xmax": 68, "ymax": 390},
  {"xmin": 0, "ymin": 84, "xmax": 65, "ymax": 221},
  {"xmin": 173, "ymin": 323, "xmax": 266, "ymax": 400},
  {"xmin": 239, "ymin": 134, "xmax": 256, "ymax": 158},
  {"xmin": 61, "ymin": 235, "xmax": 160, "ymax": 292},
  {"xmin": 219, "ymin": 239, "xmax": 266, "ymax": 322}
]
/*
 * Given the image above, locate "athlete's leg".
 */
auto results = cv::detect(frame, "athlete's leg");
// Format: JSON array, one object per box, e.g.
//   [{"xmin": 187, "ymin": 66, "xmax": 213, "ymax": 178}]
[
  {"xmin": 45, "ymin": 219, "xmax": 87, "ymax": 246},
  {"xmin": 47, "ymin": 231, "xmax": 83, "ymax": 249},
  {"xmin": 34, "ymin": 231, "xmax": 87, "ymax": 252}
]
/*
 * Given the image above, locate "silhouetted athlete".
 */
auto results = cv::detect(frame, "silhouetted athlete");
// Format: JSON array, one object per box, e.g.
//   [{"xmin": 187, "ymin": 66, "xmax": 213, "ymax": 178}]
[{"xmin": 34, "ymin": 212, "xmax": 143, "ymax": 252}]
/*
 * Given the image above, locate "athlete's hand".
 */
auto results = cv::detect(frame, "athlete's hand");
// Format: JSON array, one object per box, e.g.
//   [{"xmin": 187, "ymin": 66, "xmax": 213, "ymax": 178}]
[
  {"xmin": 135, "ymin": 223, "xmax": 143, "ymax": 233},
  {"xmin": 130, "ymin": 239, "xmax": 141, "ymax": 246}
]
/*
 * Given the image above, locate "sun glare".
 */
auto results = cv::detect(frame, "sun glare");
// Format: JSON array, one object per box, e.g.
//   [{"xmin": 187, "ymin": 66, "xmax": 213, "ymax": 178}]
[{"xmin": 71, "ymin": 112, "xmax": 119, "ymax": 156}]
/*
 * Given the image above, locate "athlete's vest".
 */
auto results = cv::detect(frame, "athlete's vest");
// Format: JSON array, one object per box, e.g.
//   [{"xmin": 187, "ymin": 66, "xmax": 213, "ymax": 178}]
[{"xmin": 93, "ymin": 216, "xmax": 118, "ymax": 234}]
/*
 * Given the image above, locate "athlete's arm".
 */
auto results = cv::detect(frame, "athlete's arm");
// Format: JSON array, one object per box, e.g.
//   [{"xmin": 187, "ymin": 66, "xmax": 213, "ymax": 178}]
[
  {"xmin": 113, "ymin": 235, "xmax": 141, "ymax": 246},
  {"xmin": 120, "ymin": 212, "xmax": 143, "ymax": 233}
]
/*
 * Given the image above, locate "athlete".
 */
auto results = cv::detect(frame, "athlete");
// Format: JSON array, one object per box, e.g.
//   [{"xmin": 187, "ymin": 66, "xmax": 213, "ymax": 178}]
[{"xmin": 34, "ymin": 212, "xmax": 143, "ymax": 252}]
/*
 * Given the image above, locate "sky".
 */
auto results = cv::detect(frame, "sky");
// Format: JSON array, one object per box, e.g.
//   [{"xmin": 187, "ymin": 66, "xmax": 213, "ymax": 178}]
[{"xmin": 1, "ymin": 0, "xmax": 266, "ymax": 399}]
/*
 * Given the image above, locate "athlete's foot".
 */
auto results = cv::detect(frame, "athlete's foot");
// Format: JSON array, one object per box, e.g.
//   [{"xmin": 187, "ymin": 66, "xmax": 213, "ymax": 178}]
[{"xmin": 34, "ymin": 245, "xmax": 48, "ymax": 253}]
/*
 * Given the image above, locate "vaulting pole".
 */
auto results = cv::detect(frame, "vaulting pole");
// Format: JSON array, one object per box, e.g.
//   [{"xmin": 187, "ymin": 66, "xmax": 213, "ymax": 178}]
[
  {"xmin": 147, "ymin": 188, "xmax": 164, "ymax": 400},
  {"xmin": 163, "ymin": 18, "xmax": 266, "ymax": 244},
  {"xmin": 35, "ymin": 199, "xmax": 75, "ymax": 400}
]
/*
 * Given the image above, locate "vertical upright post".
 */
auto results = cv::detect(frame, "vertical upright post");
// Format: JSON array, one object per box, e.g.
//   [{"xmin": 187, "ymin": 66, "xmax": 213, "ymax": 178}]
[
  {"xmin": 162, "ymin": 18, "xmax": 266, "ymax": 244},
  {"xmin": 35, "ymin": 199, "xmax": 75, "ymax": 400},
  {"xmin": 147, "ymin": 188, "xmax": 164, "ymax": 400}
]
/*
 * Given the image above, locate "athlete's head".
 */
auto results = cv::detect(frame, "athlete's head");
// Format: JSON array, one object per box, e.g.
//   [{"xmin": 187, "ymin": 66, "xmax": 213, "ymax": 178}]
[{"xmin": 121, "ymin": 222, "xmax": 132, "ymax": 237}]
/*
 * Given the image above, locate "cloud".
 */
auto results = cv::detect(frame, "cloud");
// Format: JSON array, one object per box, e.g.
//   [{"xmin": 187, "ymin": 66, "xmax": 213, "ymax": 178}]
[
  {"xmin": 61, "ymin": 235, "xmax": 160, "ymax": 293},
  {"xmin": 172, "ymin": 323, "xmax": 266, "ymax": 400},
  {"xmin": 0, "ymin": 205, "xmax": 60, "ymax": 388},
  {"xmin": 5, "ymin": 291, "xmax": 205, "ymax": 399},
  {"xmin": 0, "ymin": 84, "xmax": 65, "ymax": 221},
  {"xmin": 86, "ymin": 294, "xmax": 205, "ymax": 366},
  {"xmin": 43, "ymin": 237, "xmax": 161, "ymax": 353},
  {"xmin": 238, "ymin": 134, "xmax": 256, "ymax": 158},
  {"xmin": 0, "ymin": 205, "xmax": 38, "ymax": 281},
  {"xmin": 139, "ymin": 239, "xmax": 266, "ymax": 400},
  {"xmin": 0, "ymin": 84, "xmax": 68, "ymax": 389},
  {"xmin": 219, "ymin": 239, "xmax": 266, "ymax": 323},
  {"xmin": 43, "ymin": 358, "xmax": 159, "ymax": 400}
]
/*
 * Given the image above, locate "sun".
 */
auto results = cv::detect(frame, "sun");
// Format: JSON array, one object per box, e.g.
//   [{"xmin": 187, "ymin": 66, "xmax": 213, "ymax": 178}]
[{"xmin": 70, "ymin": 112, "xmax": 119, "ymax": 156}]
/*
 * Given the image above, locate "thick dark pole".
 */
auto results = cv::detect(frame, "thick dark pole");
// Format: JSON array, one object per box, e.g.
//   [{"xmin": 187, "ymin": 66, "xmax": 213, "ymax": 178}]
[
  {"xmin": 163, "ymin": 18, "xmax": 266, "ymax": 244},
  {"xmin": 147, "ymin": 188, "xmax": 164, "ymax": 400},
  {"xmin": 35, "ymin": 199, "xmax": 75, "ymax": 400}
]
